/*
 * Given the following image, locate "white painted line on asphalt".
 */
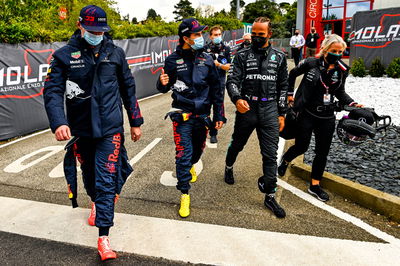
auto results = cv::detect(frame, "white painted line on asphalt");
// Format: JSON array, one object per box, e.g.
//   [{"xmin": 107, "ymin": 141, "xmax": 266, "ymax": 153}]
[
  {"xmin": 160, "ymin": 160, "xmax": 203, "ymax": 187},
  {"xmin": 0, "ymin": 93, "xmax": 164, "ymax": 150},
  {"xmin": 160, "ymin": 171, "xmax": 176, "ymax": 186},
  {"xmin": 129, "ymin": 138, "xmax": 162, "ymax": 166},
  {"xmin": 0, "ymin": 129, "xmax": 51, "ymax": 149},
  {"xmin": 4, "ymin": 146, "xmax": 64, "ymax": 173},
  {"xmin": 205, "ymin": 138, "xmax": 217, "ymax": 148},
  {"xmin": 277, "ymin": 178, "xmax": 400, "ymax": 248},
  {"xmin": 137, "ymin": 93, "xmax": 163, "ymax": 102},
  {"xmin": 0, "ymin": 196, "xmax": 399, "ymax": 265},
  {"xmin": 49, "ymin": 162, "xmax": 81, "ymax": 178},
  {"xmin": 277, "ymin": 137, "xmax": 285, "ymax": 164}
]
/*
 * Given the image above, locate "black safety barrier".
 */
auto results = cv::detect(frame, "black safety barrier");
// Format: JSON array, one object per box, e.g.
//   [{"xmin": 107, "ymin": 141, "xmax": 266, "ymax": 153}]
[
  {"xmin": 349, "ymin": 7, "xmax": 400, "ymax": 68},
  {"xmin": 0, "ymin": 29, "xmax": 245, "ymax": 140}
]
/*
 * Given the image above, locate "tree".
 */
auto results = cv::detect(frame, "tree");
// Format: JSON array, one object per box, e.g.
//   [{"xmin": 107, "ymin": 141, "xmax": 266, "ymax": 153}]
[
  {"xmin": 242, "ymin": 0, "xmax": 280, "ymax": 23},
  {"xmin": 131, "ymin": 17, "xmax": 138, "ymax": 24},
  {"xmin": 147, "ymin": 8, "xmax": 161, "ymax": 21},
  {"xmin": 173, "ymin": 0, "xmax": 195, "ymax": 21}
]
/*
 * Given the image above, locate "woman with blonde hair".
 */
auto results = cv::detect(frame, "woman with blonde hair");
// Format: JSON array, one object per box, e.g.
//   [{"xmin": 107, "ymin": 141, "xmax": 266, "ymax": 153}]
[{"xmin": 277, "ymin": 34, "xmax": 363, "ymax": 201}]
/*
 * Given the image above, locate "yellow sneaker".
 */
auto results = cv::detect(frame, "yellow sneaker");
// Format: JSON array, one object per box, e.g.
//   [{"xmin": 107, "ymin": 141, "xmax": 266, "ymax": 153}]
[
  {"xmin": 190, "ymin": 166, "xmax": 197, "ymax": 183},
  {"xmin": 179, "ymin": 194, "xmax": 190, "ymax": 218}
]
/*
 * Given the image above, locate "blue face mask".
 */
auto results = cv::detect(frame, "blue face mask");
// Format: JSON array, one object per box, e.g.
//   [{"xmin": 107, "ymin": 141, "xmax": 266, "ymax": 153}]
[
  {"xmin": 190, "ymin": 36, "xmax": 204, "ymax": 50},
  {"xmin": 212, "ymin": 36, "xmax": 222, "ymax": 44},
  {"xmin": 83, "ymin": 31, "xmax": 103, "ymax": 46}
]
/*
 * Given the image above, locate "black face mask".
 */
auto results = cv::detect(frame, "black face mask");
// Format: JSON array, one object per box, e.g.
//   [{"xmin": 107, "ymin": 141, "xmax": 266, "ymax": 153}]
[
  {"xmin": 325, "ymin": 52, "xmax": 342, "ymax": 64},
  {"xmin": 295, "ymin": 32, "xmax": 299, "ymax": 36},
  {"xmin": 311, "ymin": 30, "xmax": 316, "ymax": 33},
  {"xmin": 243, "ymin": 40, "xmax": 251, "ymax": 46},
  {"xmin": 251, "ymin": 36, "xmax": 267, "ymax": 49}
]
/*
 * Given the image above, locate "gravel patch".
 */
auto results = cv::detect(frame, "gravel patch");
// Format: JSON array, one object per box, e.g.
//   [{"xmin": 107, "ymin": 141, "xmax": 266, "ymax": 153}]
[{"xmin": 304, "ymin": 76, "xmax": 400, "ymax": 197}]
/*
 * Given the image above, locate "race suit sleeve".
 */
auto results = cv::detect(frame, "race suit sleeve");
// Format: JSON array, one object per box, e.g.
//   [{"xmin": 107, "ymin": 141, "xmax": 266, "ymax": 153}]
[
  {"xmin": 209, "ymin": 60, "xmax": 226, "ymax": 122},
  {"xmin": 226, "ymin": 52, "xmax": 245, "ymax": 104},
  {"xmin": 335, "ymin": 71, "xmax": 354, "ymax": 105},
  {"xmin": 44, "ymin": 53, "xmax": 68, "ymax": 133},
  {"xmin": 156, "ymin": 58, "xmax": 177, "ymax": 93},
  {"xmin": 288, "ymin": 59, "xmax": 310, "ymax": 96},
  {"xmin": 117, "ymin": 48, "xmax": 144, "ymax": 127},
  {"xmin": 277, "ymin": 54, "xmax": 289, "ymax": 116}
]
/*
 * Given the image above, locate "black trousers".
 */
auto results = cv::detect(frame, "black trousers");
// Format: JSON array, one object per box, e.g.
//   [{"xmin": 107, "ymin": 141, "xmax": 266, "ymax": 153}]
[
  {"xmin": 226, "ymin": 101, "xmax": 279, "ymax": 193},
  {"xmin": 282, "ymin": 110, "xmax": 335, "ymax": 181},
  {"xmin": 291, "ymin": 47, "xmax": 301, "ymax": 66}
]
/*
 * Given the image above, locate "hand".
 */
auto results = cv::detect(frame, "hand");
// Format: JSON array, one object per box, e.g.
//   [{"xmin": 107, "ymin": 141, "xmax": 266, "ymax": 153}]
[
  {"xmin": 215, "ymin": 121, "xmax": 224, "ymax": 130},
  {"xmin": 288, "ymin": 96, "xmax": 294, "ymax": 107},
  {"xmin": 159, "ymin": 68, "xmax": 169, "ymax": 86},
  {"xmin": 131, "ymin": 127, "xmax": 141, "ymax": 142},
  {"xmin": 278, "ymin": 116, "xmax": 285, "ymax": 132},
  {"xmin": 55, "ymin": 125, "xmax": 71, "ymax": 141},
  {"xmin": 349, "ymin": 102, "xmax": 364, "ymax": 108},
  {"xmin": 236, "ymin": 99, "xmax": 250, "ymax": 114}
]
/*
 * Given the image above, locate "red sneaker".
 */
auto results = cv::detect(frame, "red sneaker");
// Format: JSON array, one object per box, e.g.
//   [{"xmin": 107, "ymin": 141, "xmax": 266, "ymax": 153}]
[
  {"xmin": 88, "ymin": 202, "xmax": 96, "ymax": 226},
  {"xmin": 98, "ymin": 236, "xmax": 117, "ymax": 261}
]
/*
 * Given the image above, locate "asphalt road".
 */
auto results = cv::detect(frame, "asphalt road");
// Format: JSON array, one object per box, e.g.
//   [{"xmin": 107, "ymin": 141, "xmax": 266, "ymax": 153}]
[{"xmin": 0, "ymin": 59, "xmax": 399, "ymax": 265}]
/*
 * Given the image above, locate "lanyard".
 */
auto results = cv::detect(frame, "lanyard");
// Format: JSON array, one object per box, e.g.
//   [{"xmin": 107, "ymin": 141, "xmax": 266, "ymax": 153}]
[{"xmin": 320, "ymin": 76, "xmax": 330, "ymax": 94}]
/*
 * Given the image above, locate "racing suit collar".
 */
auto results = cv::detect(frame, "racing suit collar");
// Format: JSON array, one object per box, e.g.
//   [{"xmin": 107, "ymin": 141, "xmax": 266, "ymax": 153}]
[
  {"xmin": 176, "ymin": 45, "xmax": 197, "ymax": 59},
  {"xmin": 252, "ymin": 43, "xmax": 272, "ymax": 54},
  {"xmin": 208, "ymin": 42, "xmax": 224, "ymax": 52}
]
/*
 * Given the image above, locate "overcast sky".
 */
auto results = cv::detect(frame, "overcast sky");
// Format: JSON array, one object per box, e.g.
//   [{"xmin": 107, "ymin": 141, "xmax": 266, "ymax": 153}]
[{"xmin": 114, "ymin": 0, "xmax": 295, "ymax": 22}]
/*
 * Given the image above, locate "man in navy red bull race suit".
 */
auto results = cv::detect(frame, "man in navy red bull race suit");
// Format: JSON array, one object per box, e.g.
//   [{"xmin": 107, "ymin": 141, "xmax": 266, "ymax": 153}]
[
  {"xmin": 157, "ymin": 18, "xmax": 226, "ymax": 218},
  {"xmin": 44, "ymin": 5, "xmax": 143, "ymax": 261}
]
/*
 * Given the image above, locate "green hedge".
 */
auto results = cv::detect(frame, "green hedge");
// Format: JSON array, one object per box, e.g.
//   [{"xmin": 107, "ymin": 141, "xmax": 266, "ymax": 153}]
[
  {"xmin": 0, "ymin": 1, "xmax": 242, "ymax": 44},
  {"xmin": 350, "ymin": 57, "xmax": 367, "ymax": 77},
  {"xmin": 386, "ymin": 58, "xmax": 400, "ymax": 78}
]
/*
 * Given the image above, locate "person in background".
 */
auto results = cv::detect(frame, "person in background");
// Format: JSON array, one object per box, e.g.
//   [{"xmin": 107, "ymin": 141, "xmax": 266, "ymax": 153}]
[
  {"xmin": 225, "ymin": 17, "xmax": 288, "ymax": 218},
  {"xmin": 239, "ymin": 33, "xmax": 252, "ymax": 50},
  {"xmin": 157, "ymin": 18, "xmax": 226, "ymax": 218},
  {"xmin": 278, "ymin": 34, "xmax": 363, "ymax": 202},
  {"xmin": 305, "ymin": 27, "xmax": 320, "ymax": 58},
  {"xmin": 44, "ymin": 5, "xmax": 143, "ymax": 261},
  {"xmin": 290, "ymin": 29, "xmax": 305, "ymax": 66},
  {"xmin": 205, "ymin": 25, "xmax": 231, "ymax": 143}
]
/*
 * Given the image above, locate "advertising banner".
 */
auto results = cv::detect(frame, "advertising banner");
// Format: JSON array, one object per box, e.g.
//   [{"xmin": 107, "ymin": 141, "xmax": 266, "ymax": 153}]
[
  {"xmin": 304, "ymin": 0, "xmax": 323, "ymax": 48},
  {"xmin": 350, "ymin": 7, "xmax": 400, "ymax": 68},
  {"xmin": 0, "ymin": 29, "xmax": 244, "ymax": 140}
]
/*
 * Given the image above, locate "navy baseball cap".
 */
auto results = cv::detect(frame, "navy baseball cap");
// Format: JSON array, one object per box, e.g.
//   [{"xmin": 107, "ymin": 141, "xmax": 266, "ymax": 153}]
[
  {"xmin": 79, "ymin": 5, "xmax": 110, "ymax": 32},
  {"xmin": 178, "ymin": 18, "xmax": 208, "ymax": 37}
]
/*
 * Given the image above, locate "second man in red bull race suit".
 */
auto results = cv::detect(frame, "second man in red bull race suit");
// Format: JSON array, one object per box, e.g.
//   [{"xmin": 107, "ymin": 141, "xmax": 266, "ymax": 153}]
[{"xmin": 157, "ymin": 18, "xmax": 226, "ymax": 218}]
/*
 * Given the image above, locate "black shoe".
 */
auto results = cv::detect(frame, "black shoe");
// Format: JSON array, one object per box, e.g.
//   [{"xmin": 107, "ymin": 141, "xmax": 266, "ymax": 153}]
[
  {"xmin": 278, "ymin": 159, "xmax": 289, "ymax": 177},
  {"xmin": 224, "ymin": 166, "xmax": 234, "ymax": 185},
  {"xmin": 264, "ymin": 194, "xmax": 286, "ymax": 218},
  {"xmin": 210, "ymin": 135, "xmax": 218, "ymax": 143},
  {"xmin": 308, "ymin": 185, "xmax": 330, "ymax": 202}
]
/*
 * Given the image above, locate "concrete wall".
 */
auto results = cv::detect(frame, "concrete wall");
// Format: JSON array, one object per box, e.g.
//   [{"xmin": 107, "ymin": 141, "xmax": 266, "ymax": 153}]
[
  {"xmin": 296, "ymin": 0, "xmax": 306, "ymax": 35},
  {"xmin": 373, "ymin": 0, "xmax": 400, "ymax": 9}
]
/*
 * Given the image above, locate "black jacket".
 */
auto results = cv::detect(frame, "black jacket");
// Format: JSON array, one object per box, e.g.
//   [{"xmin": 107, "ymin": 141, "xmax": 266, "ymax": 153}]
[
  {"xmin": 156, "ymin": 45, "xmax": 225, "ymax": 122},
  {"xmin": 288, "ymin": 57, "xmax": 354, "ymax": 114},
  {"xmin": 44, "ymin": 30, "xmax": 143, "ymax": 138},
  {"xmin": 226, "ymin": 45, "xmax": 289, "ymax": 116},
  {"xmin": 305, "ymin": 33, "xmax": 320, "ymax": 48},
  {"xmin": 204, "ymin": 42, "xmax": 231, "ymax": 87}
]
